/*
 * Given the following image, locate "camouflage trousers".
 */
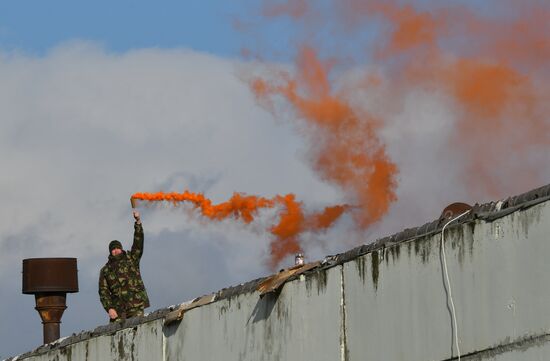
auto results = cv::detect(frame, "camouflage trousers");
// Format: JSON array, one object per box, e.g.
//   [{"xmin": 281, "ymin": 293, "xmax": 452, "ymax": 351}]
[{"xmin": 110, "ymin": 308, "xmax": 144, "ymax": 323}]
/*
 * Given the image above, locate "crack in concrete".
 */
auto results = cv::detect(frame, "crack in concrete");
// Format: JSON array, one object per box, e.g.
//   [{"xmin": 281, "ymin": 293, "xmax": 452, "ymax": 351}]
[
  {"xmin": 442, "ymin": 333, "xmax": 550, "ymax": 361},
  {"xmin": 340, "ymin": 266, "xmax": 349, "ymax": 361}
]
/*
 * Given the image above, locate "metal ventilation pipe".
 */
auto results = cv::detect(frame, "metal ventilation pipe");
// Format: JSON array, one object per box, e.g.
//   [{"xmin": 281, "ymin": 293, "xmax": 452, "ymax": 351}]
[{"xmin": 22, "ymin": 258, "xmax": 79, "ymax": 344}]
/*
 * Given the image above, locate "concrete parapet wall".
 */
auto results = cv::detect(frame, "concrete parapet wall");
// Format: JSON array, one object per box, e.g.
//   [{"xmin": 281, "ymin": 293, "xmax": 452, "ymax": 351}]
[
  {"xmin": 345, "ymin": 201, "xmax": 550, "ymax": 360},
  {"xmin": 164, "ymin": 266, "xmax": 342, "ymax": 361},
  {"xmin": 8, "ymin": 198, "xmax": 550, "ymax": 361},
  {"xmin": 19, "ymin": 319, "xmax": 164, "ymax": 361}
]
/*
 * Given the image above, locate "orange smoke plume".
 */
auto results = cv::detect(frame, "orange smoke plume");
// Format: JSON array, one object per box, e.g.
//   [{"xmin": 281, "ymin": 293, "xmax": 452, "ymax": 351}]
[
  {"xmin": 251, "ymin": 46, "xmax": 398, "ymax": 229},
  {"xmin": 132, "ymin": 191, "xmax": 275, "ymax": 223},
  {"xmin": 255, "ymin": 0, "xmax": 550, "ymax": 199},
  {"xmin": 364, "ymin": 0, "xmax": 550, "ymax": 197},
  {"xmin": 138, "ymin": 0, "xmax": 549, "ymax": 267},
  {"xmin": 131, "ymin": 192, "xmax": 347, "ymax": 267}
]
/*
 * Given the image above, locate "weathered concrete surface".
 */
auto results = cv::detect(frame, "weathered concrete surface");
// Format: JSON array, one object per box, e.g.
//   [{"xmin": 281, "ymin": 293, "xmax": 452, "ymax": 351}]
[
  {"xmin": 7, "ymin": 197, "xmax": 550, "ymax": 361},
  {"xmin": 344, "ymin": 201, "xmax": 550, "ymax": 361},
  {"xmin": 19, "ymin": 319, "xmax": 163, "ymax": 361},
  {"xmin": 164, "ymin": 266, "xmax": 342, "ymax": 361},
  {"xmin": 458, "ymin": 334, "xmax": 550, "ymax": 360},
  {"xmin": 482, "ymin": 344, "xmax": 550, "ymax": 361}
]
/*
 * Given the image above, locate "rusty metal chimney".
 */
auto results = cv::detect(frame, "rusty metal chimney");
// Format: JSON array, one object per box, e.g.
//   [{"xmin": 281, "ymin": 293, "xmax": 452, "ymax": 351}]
[{"xmin": 22, "ymin": 258, "xmax": 79, "ymax": 344}]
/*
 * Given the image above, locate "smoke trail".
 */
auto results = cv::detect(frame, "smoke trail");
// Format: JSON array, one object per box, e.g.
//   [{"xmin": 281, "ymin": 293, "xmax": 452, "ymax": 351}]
[
  {"xmin": 364, "ymin": 0, "xmax": 550, "ymax": 197},
  {"xmin": 132, "ymin": 191, "xmax": 275, "ymax": 223},
  {"xmin": 131, "ymin": 192, "xmax": 346, "ymax": 267},
  {"xmin": 251, "ymin": 46, "xmax": 398, "ymax": 229},
  {"xmin": 254, "ymin": 0, "xmax": 550, "ymax": 198},
  {"xmin": 138, "ymin": 0, "xmax": 549, "ymax": 267}
]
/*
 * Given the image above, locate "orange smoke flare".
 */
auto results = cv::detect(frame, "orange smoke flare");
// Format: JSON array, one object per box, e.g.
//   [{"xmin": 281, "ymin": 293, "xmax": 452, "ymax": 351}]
[
  {"xmin": 269, "ymin": 194, "xmax": 304, "ymax": 267},
  {"xmin": 251, "ymin": 46, "xmax": 398, "ymax": 229},
  {"xmin": 131, "ymin": 191, "xmax": 348, "ymax": 268},
  {"xmin": 256, "ymin": 0, "xmax": 550, "ymax": 198},
  {"xmin": 365, "ymin": 0, "xmax": 550, "ymax": 197},
  {"xmin": 131, "ymin": 191, "xmax": 275, "ymax": 223},
  {"xmin": 308, "ymin": 205, "xmax": 348, "ymax": 230}
]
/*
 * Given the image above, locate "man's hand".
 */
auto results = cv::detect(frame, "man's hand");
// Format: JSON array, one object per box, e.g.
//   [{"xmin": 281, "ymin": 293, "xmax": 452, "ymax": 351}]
[
  {"xmin": 108, "ymin": 308, "xmax": 118, "ymax": 320},
  {"xmin": 133, "ymin": 210, "xmax": 141, "ymax": 224}
]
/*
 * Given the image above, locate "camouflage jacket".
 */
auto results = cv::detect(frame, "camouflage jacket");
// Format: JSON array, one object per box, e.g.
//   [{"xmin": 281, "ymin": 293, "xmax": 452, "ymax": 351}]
[{"xmin": 98, "ymin": 222, "xmax": 150, "ymax": 313}]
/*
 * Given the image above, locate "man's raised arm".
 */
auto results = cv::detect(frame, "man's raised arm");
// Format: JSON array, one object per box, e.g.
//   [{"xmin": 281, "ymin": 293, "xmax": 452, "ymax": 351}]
[{"xmin": 131, "ymin": 210, "xmax": 144, "ymax": 260}]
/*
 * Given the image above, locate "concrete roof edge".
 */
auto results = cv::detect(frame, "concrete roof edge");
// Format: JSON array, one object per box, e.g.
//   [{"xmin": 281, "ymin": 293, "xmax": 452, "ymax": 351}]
[{"xmin": 327, "ymin": 183, "xmax": 550, "ymax": 268}]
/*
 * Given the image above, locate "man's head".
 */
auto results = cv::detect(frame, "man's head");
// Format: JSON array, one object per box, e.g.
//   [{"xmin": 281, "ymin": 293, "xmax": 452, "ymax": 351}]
[{"xmin": 109, "ymin": 240, "xmax": 123, "ymax": 256}]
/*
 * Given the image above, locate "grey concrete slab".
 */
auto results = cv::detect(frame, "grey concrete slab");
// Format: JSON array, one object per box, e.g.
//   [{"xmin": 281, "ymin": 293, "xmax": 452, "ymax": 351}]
[
  {"xmin": 164, "ymin": 266, "xmax": 342, "ymax": 361},
  {"xmin": 19, "ymin": 319, "xmax": 163, "ymax": 361},
  {"xmin": 344, "ymin": 201, "xmax": 550, "ymax": 361}
]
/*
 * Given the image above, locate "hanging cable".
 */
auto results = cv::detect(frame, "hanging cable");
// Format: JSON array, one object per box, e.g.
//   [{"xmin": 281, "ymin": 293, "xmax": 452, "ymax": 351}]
[{"xmin": 441, "ymin": 210, "xmax": 471, "ymax": 361}]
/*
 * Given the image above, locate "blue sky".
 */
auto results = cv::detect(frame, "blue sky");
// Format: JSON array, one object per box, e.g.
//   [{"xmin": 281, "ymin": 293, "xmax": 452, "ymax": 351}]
[
  {"xmin": 0, "ymin": 0, "xmax": 502, "ymax": 60},
  {"xmin": 0, "ymin": 1, "xmax": 249, "ymax": 56},
  {"xmin": 0, "ymin": 0, "xmax": 504, "ymax": 64}
]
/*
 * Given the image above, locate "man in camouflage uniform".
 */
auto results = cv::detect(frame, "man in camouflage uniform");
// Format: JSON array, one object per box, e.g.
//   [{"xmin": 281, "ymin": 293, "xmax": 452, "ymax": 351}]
[{"xmin": 99, "ymin": 211, "xmax": 150, "ymax": 322}]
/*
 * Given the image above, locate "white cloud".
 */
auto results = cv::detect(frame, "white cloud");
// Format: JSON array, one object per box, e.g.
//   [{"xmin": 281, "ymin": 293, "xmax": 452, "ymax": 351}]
[{"xmin": 0, "ymin": 42, "xmax": 337, "ymax": 357}]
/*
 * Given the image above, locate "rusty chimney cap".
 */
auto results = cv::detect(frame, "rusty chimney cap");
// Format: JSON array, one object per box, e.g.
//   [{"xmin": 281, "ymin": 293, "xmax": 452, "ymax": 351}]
[
  {"xmin": 22, "ymin": 258, "xmax": 78, "ymax": 294},
  {"xmin": 439, "ymin": 202, "xmax": 472, "ymax": 220}
]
